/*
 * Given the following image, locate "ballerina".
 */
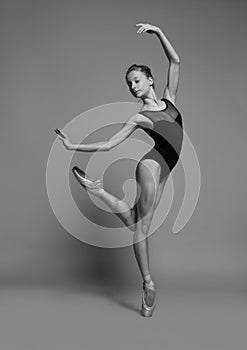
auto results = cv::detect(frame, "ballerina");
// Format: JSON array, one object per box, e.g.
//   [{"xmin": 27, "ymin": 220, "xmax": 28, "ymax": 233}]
[{"xmin": 55, "ymin": 23, "xmax": 183, "ymax": 317}]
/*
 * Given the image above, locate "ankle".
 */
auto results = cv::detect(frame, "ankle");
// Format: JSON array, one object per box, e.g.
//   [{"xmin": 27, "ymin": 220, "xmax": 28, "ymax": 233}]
[{"xmin": 143, "ymin": 275, "xmax": 155, "ymax": 288}]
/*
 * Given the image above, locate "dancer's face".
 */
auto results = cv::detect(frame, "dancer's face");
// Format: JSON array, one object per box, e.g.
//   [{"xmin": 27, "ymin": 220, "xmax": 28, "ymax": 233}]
[{"xmin": 126, "ymin": 70, "xmax": 153, "ymax": 98}]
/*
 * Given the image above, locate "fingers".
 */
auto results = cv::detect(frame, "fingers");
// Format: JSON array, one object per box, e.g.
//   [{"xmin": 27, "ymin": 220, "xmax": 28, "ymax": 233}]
[
  {"xmin": 54, "ymin": 129, "xmax": 65, "ymax": 143},
  {"xmin": 54, "ymin": 128, "xmax": 61, "ymax": 136},
  {"xmin": 137, "ymin": 27, "xmax": 147, "ymax": 34},
  {"xmin": 136, "ymin": 23, "xmax": 150, "ymax": 34},
  {"xmin": 136, "ymin": 23, "xmax": 158, "ymax": 35},
  {"xmin": 54, "ymin": 128, "xmax": 66, "ymax": 139}
]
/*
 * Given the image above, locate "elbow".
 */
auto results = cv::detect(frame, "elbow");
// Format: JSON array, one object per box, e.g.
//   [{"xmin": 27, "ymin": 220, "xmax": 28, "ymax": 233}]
[
  {"xmin": 104, "ymin": 141, "xmax": 111, "ymax": 152},
  {"xmin": 172, "ymin": 57, "xmax": 180, "ymax": 64},
  {"xmin": 105, "ymin": 139, "xmax": 121, "ymax": 151},
  {"xmin": 169, "ymin": 55, "xmax": 180, "ymax": 64}
]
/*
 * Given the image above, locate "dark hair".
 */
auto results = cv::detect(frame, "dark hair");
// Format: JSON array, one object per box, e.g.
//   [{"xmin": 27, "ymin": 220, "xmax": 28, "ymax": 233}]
[{"xmin": 125, "ymin": 64, "xmax": 155, "ymax": 90}]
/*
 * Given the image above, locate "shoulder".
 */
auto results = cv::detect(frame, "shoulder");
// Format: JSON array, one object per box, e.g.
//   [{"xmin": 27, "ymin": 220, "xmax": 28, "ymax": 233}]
[
  {"xmin": 122, "ymin": 113, "xmax": 150, "ymax": 129},
  {"xmin": 125, "ymin": 113, "xmax": 145, "ymax": 124},
  {"xmin": 134, "ymin": 113, "xmax": 154, "ymax": 129}
]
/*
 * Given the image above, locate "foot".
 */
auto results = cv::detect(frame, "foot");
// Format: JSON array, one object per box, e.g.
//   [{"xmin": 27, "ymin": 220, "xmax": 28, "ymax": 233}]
[
  {"xmin": 143, "ymin": 280, "xmax": 156, "ymax": 307},
  {"xmin": 72, "ymin": 166, "xmax": 102, "ymax": 191},
  {"xmin": 141, "ymin": 280, "xmax": 156, "ymax": 317}
]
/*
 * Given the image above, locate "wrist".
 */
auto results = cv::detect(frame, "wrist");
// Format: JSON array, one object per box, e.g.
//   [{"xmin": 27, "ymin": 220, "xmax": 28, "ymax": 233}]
[{"xmin": 67, "ymin": 143, "xmax": 74, "ymax": 150}]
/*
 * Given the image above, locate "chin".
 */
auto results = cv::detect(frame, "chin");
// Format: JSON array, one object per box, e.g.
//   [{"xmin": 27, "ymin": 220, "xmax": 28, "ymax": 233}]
[{"xmin": 136, "ymin": 92, "xmax": 144, "ymax": 99}]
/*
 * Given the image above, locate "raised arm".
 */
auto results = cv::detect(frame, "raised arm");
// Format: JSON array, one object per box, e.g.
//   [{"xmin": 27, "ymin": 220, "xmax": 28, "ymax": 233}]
[
  {"xmin": 55, "ymin": 115, "xmax": 139, "ymax": 152},
  {"xmin": 157, "ymin": 28, "xmax": 180, "ymax": 104},
  {"xmin": 136, "ymin": 23, "xmax": 180, "ymax": 104}
]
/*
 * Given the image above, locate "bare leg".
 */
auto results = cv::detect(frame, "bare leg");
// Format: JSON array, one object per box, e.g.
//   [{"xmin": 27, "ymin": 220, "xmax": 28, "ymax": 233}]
[
  {"xmin": 72, "ymin": 164, "xmax": 167, "ymax": 313},
  {"xmin": 132, "ymin": 160, "xmax": 163, "ymax": 307},
  {"xmin": 72, "ymin": 166, "xmax": 137, "ymax": 232},
  {"xmin": 133, "ymin": 171, "xmax": 168, "ymax": 283},
  {"xmin": 133, "ymin": 201, "xmax": 156, "ymax": 280},
  {"xmin": 95, "ymin": 188, "xmax": 138, "ymax": 232},
  {"xmin": 73, "ymin": 165, "xmax": 166, "ymax": 279}
]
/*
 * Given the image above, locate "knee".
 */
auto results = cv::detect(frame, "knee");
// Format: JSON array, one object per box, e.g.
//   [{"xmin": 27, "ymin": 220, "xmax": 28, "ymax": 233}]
[
  {"xmin": 138, "ymin": 200, "xmax": 155, "ymax": 220},
  {"xmin": 135, "ymin": 212, "xmax": 154, "ymax": 236},
  {"xmin": 133, "ymin": 228, "xmax": 147, "ymax": 243},
  {"xmin": 141, "ymin": 216, "xmax": 153, "ymax": 234}
]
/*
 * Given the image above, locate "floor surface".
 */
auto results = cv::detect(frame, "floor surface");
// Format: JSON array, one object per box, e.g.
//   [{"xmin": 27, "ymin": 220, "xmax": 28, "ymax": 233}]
[{"xmin": 0, "ymin": 285, "xmax": 246, "ymax": 350}]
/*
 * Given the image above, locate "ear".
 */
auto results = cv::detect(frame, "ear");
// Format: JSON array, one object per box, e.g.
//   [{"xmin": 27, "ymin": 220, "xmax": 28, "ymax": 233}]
[{"xmin": 148, "ymin": 76, "xmax": 154, "ymax": 87}]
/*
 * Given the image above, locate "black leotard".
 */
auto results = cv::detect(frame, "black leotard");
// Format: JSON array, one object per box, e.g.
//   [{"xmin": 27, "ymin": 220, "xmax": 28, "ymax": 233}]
[{"xmin": 138, "ymin": 98, "xmax": 183, "ymax": 181}]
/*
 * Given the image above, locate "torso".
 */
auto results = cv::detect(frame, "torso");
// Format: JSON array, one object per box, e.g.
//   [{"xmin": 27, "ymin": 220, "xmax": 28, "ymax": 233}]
[
  {"xmin": 135, "ymin": 98, "xmax": 184, "ymax": 180},
  {"xmin": 135, "ymin": 98, "xmax": 179, "ymax": 129}
]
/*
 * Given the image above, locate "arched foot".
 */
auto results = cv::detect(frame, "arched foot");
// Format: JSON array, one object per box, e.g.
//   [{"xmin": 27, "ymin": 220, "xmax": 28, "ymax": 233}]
[{"xmin": 72, "ymin": 166, "xmax": 102, "ymax": 191}]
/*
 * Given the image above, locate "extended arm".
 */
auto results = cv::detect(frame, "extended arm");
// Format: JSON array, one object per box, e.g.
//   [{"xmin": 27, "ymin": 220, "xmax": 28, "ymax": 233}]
[
  {"xmin": 156, "ymin": 28, "xmax": 180, "ymax": 103},
  {"xmin": 67, "ymin": 115, "xmax": 139, "ymax": 152},
  {"xmin": 68, "ymin": 140, "xmax": 108, "ymax": 152}
]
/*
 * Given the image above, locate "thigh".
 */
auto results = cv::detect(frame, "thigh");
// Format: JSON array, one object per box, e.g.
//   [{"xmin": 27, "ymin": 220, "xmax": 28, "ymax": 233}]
[
  {"xmin": 134, "ymin": 159, "xmax": 161, "ymax": 221},
  {"xmin": 153, "ymin": 174, "xmax": 169, "ymax": 211}
]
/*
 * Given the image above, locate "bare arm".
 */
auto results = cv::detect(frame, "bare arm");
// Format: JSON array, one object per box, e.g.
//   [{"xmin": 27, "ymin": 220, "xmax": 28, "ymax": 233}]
[
  {"xmin": 104, "ymin": 115, "xmax": 139, "ymax": 150},
  {"xmin": 55, "ymin": 115, "xmax": 139, "ymax": 152},
  {"xmin": 136, "ymin": 23, "xmax": 180, "ymax": 103},
  {"xmin": 156, "ymin": 28, "xmax": 180, "ymax": 103},
  {"xmin": 69, "ymin": 140, "xmax": 108, "ymax": 152},
  {"xmin": 156, "ymin": 28, "xmax": 180, "ymax": 63}
]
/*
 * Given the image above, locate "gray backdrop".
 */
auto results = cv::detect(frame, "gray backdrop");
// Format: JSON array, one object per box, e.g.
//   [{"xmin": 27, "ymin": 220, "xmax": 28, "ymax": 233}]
[{"xmin": 0, "ymin": 0, "xmax": 247, "ymax": 348}]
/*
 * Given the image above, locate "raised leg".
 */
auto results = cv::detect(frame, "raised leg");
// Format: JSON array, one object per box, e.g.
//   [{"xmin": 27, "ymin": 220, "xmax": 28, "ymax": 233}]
[{"xmin": 72, "ymin": 166, "xmax": 138, "ymax": 232}]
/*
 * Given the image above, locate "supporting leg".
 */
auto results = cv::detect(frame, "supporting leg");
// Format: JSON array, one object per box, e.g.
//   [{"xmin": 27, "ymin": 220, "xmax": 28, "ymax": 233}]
[
  {"xmin": 133, "ymin": 210, "xmax": 155, "ymax": 282},
  {"xmin": 133, "ymin": 214, "xmax": 156, "ymax": 310},
  {"xmin": 131, "ymin": 160, "xmax": 162, "ymax": 314}
]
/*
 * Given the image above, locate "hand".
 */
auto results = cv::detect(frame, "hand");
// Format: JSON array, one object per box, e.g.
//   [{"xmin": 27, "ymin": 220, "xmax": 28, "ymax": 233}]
[
  {"xmin": 54, "ymin": 128, "xmax": 72, "ymax": 150},
  {"xmin": 136, "ymin": 23, "xmax": 161, "ymax": 35}
]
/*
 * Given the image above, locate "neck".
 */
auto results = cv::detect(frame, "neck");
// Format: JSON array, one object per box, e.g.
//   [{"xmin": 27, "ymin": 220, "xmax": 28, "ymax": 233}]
[{"xmin": 141, "ymin": 89, "xmax": 160, "ymax": 108}]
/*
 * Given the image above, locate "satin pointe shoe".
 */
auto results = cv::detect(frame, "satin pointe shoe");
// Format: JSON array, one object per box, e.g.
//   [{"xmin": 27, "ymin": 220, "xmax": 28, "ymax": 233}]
[
  {"xmin": 72, "ymin": 166, "xmax": 102, "ymax": 190},
  {"xmin": 141, "ymin": 280, "xmax": 156, "ymax": 317}
]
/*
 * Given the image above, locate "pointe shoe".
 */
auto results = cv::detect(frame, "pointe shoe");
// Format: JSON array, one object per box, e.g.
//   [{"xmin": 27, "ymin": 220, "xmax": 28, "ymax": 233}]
[
  {"xmin": 141, "ymin": 280, "xmax": 156, "ymax": 317},
  {"xmin": 72, "ymin": 166, "xmax": 102, "ymax": 190}
]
